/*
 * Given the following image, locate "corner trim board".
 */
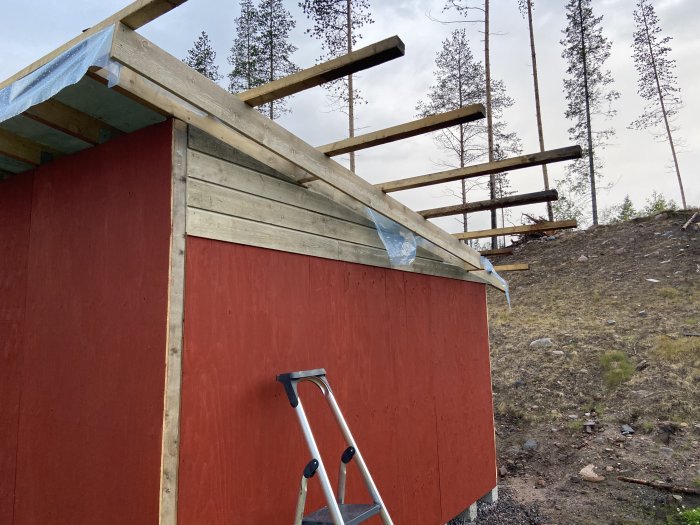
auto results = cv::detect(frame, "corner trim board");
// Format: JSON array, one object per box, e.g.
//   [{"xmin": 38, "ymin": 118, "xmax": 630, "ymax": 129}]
[{"xmin": 159, "ymin": 119, "xmax": 187, "ymax": 525}]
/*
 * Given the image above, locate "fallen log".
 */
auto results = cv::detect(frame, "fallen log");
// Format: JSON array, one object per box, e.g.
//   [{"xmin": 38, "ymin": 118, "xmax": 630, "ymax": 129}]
[{"xmin": 617, "ymin": 476, "xmax": 700, "ymax": 495}]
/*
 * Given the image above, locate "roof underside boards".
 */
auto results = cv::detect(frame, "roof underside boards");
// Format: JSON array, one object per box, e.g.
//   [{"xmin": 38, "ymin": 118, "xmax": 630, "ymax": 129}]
[{"xmin": 0, "ymin": 75, "xmax": 164, "ymax": 174}]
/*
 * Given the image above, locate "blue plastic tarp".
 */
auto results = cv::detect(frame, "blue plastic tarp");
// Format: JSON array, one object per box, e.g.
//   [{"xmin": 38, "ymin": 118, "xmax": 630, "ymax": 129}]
[{"xmin": 0, "ymin": 26, "xmax": 120, "ymax": 125}]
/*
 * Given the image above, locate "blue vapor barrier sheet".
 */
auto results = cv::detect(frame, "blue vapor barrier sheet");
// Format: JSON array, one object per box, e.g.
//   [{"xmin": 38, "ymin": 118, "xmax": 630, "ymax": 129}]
[
  {"xmin": 481, "ymin": 255, "xmax": 511, "ymax": 307},
  {"xmin": 0, "ymin": 26, "xmax": 120, "ymax": 124},
  {"xmin": 366, "ymin": 208, "xmax": 418, "ymax": 267}
]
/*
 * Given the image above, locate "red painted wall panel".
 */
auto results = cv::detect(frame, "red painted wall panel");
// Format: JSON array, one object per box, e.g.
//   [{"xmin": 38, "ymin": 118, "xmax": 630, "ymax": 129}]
[
  {"xmin": 180, "ymin": 238, "xmax": 496, "ymax": 524},
  {"xmin": 0, "ymin": 173, "xmax": 34, "ymax": 525},
  {"xmin": 2, "ymin": 121, "xmax": 173, "ymax": 524}
]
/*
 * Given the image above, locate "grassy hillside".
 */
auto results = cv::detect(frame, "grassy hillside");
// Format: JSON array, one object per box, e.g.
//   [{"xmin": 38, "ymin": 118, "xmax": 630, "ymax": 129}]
[{"xmin": 484, "ymin": 210, "xmax": 699, "ymax": 524}]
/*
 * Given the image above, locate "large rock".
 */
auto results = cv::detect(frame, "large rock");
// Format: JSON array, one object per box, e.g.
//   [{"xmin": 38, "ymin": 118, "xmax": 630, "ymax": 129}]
[{"xmin": 579, "ymin": 464, "xmax": 605, "ymax": 482}]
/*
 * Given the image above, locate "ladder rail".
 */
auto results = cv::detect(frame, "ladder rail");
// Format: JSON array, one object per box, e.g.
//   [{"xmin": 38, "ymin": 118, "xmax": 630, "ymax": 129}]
[
  {"xmin": 319, "ymin": 379, "xmax": 394, "ymax": 525},
  {"xmin": 278, "ymin": 369, "xmax": 393, "ymax": 525},
  {"xmin": 292, "ymin": 398, "xmax": 345, "ymax": 525}
]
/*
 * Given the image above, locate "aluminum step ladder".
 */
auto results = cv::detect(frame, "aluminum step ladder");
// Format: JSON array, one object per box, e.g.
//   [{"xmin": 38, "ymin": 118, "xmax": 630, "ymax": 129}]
[{"xmin": 276, "ymin": 369, "xmax": 394, "ymax": 525}]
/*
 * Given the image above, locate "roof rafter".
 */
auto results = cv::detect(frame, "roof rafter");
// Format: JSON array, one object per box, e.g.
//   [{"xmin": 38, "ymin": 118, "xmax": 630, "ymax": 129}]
[
  {"xmin": 419, "ymin": 190, "xmax": 558, "ymax": 219},
  {"xmin": 317, "ymin": 104, "xmax": 485, "ymax": 157},
  {"xmin": 454, "ymin": 220, "xmax": 578, "ymax": 241},
  {"xmin": 0, "ymin": 128, "xmax": 62, "ymax": 166},
  {"xmin": 379, "ymin": 145, "xmax": 582, "ymax": 193},
  {"xmin": 238, "ymin": 36, "xmax": 405, "ymax": 107},
  {"xmin": 24, "ymin": 99, "xmax": 123, "ymax": 145}
]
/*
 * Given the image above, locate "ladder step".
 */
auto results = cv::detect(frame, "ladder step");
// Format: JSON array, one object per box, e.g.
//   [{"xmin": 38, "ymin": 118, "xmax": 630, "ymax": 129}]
[
  {"xmin": 277, "ymin": 369, "xmax": 327, "ymax": 382},
  {"xmin": 302, "ymin": 503, "xmax": 382, "ymax": 525}
]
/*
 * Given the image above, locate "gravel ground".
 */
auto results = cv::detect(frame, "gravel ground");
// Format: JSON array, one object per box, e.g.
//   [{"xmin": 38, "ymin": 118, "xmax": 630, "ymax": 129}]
[{"xmin": 449, "ymin": 487, "xmax": 549, "ymax": 524}]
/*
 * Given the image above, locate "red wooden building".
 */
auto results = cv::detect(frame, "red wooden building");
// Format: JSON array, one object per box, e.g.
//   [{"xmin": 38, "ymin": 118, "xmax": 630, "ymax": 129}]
[{"xmin": 0, "ymin": 2, "xmax": 533, "ymax": 523}]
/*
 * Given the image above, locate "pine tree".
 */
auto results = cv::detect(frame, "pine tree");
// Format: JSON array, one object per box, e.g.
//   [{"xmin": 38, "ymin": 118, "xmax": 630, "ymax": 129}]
[
  {"xmin": 416, "ymin": 29, "xmax": 519, "ymax": 240},
  {"xmin": 642, "ymin": 191, "xmax": 677, "ymax": 215},
  {"xmin": 257, "ymin": 0, "xmax": 299, "ymax": 119},
  {"xmin": 617, "ymin": 195, "xmax": 636, "ymax": 222},
  {"xmin": 518, "ymin": 0, "xmax": 553, "ymax": 221},
  {"xmin": 228, "ymin": 0, "xmax": 264, "ymax": 94},
  {"xmin": 561, "ymin": 0, "xmax": 619, "ymax": 225},
  {"xmin": 631, "ymin": 0, "xmax": 687, "ymax": 209},
  {"xmin": 441, "ymin": 0, "xmax": 503, "ymax": 247},
  {"xmin": 299, "ymin": 0, "xmax": 373, "ymax": 173},
  {"xmin": 183, "ymin": 31, "xmax": 222, "ymax": 82}
]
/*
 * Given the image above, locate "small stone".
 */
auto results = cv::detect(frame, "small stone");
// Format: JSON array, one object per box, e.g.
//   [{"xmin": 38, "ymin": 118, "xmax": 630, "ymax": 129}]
[
  {"xmin": 530, "ymin": 338, "xmax": 554, "ymax": 348},
  {"xmin": 536, "ymin": 478, "xmax": 547, "ymax": 488},
  {"xmin": 606, "ymin": 319, "xmax": 617, "ymax": 325},
  {"xmin": 584, "ymin": 420, "xmax": 596, "ymax": 427},
  {"xmin": 621, "ymin": 424, "xmax": 635, "ymax": 436},
  {"xmin": 568, "ymin": 414, "xmax": 578, "ymax": 420},
  {"xmin": 577, "ymin": 255, "xmax": 589, "ymax": 262},
  {"xmin": 654, "ymin": 212, "xmax": 669, "ymax": 221},
  {"xmin": 579, "ymin": 464, "xmax": 605, "ymax": 482},
  {"xmin": 636, "ymin": 360, "xmax": 649, "ymax": 371},
  {"xmin": 547, "ymin": 236, "xmax": 557, "ymax": 241},
  {"xmin": 523, "ymin": 439, "xmax": 539, "ymax": 451},
  {"xmin": 552, "ymin": 350, "xmax": 565, "ymax": 356},
  {"xmin": 499, "ymin": 465, "xmax": 508, "ymax": 477},
  {"xmin": 680, "ymin": 422, "xmax": 688, "ymax": 428},
  {"xmin": 659, "ymin": 447, "xmax": 674, "ymax": 458},
  {"xmin": 605, "ymin": 466, "xmax": 614, "ymax": 472},
  {"xmin": 638, "ymin": 310, "xmax": 647, "ymax": 317},
  {"xmin": 615, "ymin": 248, "xmax": 626, "ymax": 255},
  {"xmin": 514, "ymin": 380, "xmax": 526, "ymax": 388},
  {"xmin": 672, "ymin": 495, "xmax": 683, "ymax": 502}
]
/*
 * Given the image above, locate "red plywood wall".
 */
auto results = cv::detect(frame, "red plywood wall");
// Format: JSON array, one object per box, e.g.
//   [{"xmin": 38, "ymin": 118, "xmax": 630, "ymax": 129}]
[
  {"xmin": 0, "ymin": 121, "xmax": 173, "ymax": 524},
  {"xmin": 0, "ymin": 173, "xmax": 33, "ymax": 525},
  {"xmin": 179, "ymin": 238, "xmax": 496, "ymax": 525}
]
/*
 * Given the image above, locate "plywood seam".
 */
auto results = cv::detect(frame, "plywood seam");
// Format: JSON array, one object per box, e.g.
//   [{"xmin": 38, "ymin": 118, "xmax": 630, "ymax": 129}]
[{"xmin": 159, "ymin": 120, "xmax": 187, "ymax": 525}]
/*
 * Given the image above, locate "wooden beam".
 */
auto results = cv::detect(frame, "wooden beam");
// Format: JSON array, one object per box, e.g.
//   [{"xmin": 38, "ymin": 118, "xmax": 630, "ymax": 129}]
[
  {"xmin": 379, "ymin": 145, "xmax": 582, "ymax": 193},
  {"xmin": 454, "ymin": 219, "xmax": 578, "ymax": 241},
  {"xmin": 0, "ymin": 0, "xmax": 187, "ymax": 91},
  {"xmin": 238, "ymin": 36, "xmax": 405, "ymax": 107},
  {"xmin": 159, "ymin": 118, "xmax": 188, "ymax": 525},
  {"xmin": 317, "ymin": 105, "xmax": 486, "ymax": 157},
  {"xmin": 108, "ymin": 25, "xmax": 506, "ymax": 291},
  {"xmin": 0, "ymin": 128, "xmax": 62, "ymax": 166},
  {"xmin": 419, "ymin": 190, "xmax": 558, "ymax": 219},
  {"xmin": 24, "ymin": 99, "xmax": 123, "ymax": 145},
  {"xmin": 494, "ymin": 263, "xmax": 529, "ymax": 272},
  {"xmin": 480, "ymin": 247, "xmax": 513, "ymax": 257}
]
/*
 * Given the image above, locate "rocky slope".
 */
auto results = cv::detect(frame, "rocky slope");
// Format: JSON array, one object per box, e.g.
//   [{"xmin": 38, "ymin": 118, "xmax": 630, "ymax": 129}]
[{"xmin": 482, "ymin": 210, "xmax": 700, "ymax": 524}]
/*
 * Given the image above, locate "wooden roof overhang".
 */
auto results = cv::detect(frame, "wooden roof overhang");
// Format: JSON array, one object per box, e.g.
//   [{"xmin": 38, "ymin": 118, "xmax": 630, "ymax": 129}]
[{"xmin": 0, "ymin": 0, "xmax": 584, "ymax": 290}]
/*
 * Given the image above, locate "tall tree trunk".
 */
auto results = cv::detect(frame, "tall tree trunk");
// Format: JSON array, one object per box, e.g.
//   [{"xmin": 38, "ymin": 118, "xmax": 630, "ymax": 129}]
[
  {"xmin": 578, "ymin": 0, "xmax": 598, "ymax": 225},
  {"xmin": 484, "ymin": 0, "xmax": 497, "ymax": 248},
  {"xmin": 526, "ymin": 0, "xmax": 553, "ymax": 221},
  {"xmin": 269, "ymin": 15, "xmax": 274, "ymax": 119},
  {"xmin": 641, "ymin": 8, "xmax": 687, "ymax": 209},
  {"xmin": 347, "ymin": 0, "xmax": 356, "ymax": 173}
]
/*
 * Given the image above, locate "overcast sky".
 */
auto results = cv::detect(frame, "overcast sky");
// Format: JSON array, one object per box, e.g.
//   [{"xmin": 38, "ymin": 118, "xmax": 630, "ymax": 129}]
[{"xmin": 2, "ymin": 0, "xmax": 698, "ymax": 234}]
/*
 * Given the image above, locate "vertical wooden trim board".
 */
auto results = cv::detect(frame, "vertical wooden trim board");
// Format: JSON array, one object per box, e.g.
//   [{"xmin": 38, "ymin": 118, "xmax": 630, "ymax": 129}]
[{"xmin": 160, "ymin": 119, "xmax": 188, "ymax": 525}]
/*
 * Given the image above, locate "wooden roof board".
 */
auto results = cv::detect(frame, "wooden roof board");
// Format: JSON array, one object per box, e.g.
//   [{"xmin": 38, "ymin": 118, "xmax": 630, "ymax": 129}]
[
  {"xmin": 54, "ymin": 76, "xmax": 165, "ymax": 133},
  {"xmin": 1, "ymin": 115, "xmax": 91, "ymax": 155}
]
